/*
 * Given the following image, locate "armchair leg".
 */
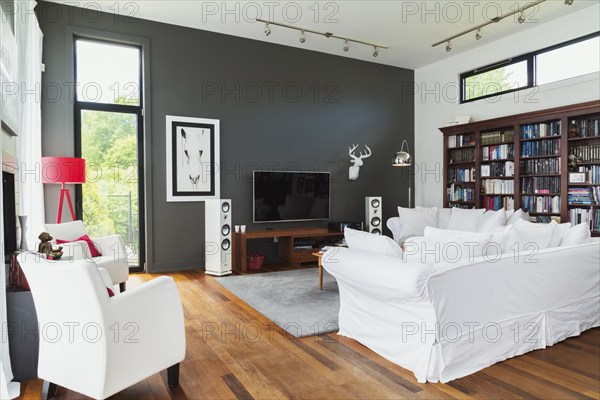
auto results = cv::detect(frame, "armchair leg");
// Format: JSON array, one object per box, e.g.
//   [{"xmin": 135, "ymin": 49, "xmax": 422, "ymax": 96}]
[
  {"xmin": 119, "ymin": 282, "xmax": 127, "ymax": 292},
  {"xmin": 167, "ymin": 363, "xmax": 180, "ymax": 387},
  {"xmin": 42, "ymin": 381, "xmax": 57, "ymax": 400}
]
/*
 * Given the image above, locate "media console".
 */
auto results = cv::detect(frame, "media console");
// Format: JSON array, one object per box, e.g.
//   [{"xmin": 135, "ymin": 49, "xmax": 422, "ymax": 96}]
[{"xmin": 233, "ymin": 227, "xmax": 344, "ymax": 273}]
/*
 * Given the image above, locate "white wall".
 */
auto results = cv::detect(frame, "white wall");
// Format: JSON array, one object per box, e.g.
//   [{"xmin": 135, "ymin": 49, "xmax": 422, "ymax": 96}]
[{"xmin": 414, "ymin": 3, "xmax": 600, "ymax": 207}]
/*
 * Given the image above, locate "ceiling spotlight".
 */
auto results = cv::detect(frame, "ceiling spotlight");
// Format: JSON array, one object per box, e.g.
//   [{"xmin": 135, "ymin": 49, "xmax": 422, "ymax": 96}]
[
  {"xmin": 372, "ymin": 46, "xmax": 379, "ymax": 57},
  {"xmin": 475, "ymin": 28, "xmax": 482, "ymax": 40},
  {"xmin": 343, "ymin": 39, "xmax": 350, "ymax": 52},
  {"xmin": 564, "ymin": 0, "xmax": 574, "ymax": 4},
  {"xmin": 299, "ymin": 30, "xmax": 306, "ymax": 43},
  {"xmin": 518, "ymin": 11, "xmax": 525, "ymax": 23},
  {"xmin": 445, "ymin": 41, "xmax": 452, "ymax": 52},
  {"xmin": 264, "ymin": 23, "xmax": 271, "ymax": 36}
]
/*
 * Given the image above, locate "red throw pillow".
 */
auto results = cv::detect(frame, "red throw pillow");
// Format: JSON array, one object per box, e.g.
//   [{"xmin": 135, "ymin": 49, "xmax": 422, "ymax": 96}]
[
  {"xmin": 56, "ymin": 234, "xmax": 103, "ymax": 257},
  {"xmin": 107, "ymin": 287, "xmax": 115, "ymax": 297}
]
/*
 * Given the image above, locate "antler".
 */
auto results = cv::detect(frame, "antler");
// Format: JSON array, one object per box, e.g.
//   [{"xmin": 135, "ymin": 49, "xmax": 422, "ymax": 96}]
[
  {"xmin": 359, "ymin": 145, "xmax": 372, "ymax": 159},
  {"xmin": 349, "ymin": 144, "xmax": 360, "ymax": 158}
]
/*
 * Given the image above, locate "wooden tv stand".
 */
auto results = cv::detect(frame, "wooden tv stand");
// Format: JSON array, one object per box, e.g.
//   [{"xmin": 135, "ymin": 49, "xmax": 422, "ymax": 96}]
[{"xmin": 233, "ymin": 227, "xmax": 344, "ymax": 273}]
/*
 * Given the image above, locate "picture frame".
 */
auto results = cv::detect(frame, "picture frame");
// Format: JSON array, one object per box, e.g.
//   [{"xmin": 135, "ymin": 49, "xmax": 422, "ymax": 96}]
[
  {"xmin": 165, "ymin": 115, "xmax": 220, "ymax": 202},
  {"xmin": 0, "ymin": 1, "xmax": 20, "ymax": 136},
  {"xmin": 569, "ymin": 172, "xmax": 586, "ymax": 184}
]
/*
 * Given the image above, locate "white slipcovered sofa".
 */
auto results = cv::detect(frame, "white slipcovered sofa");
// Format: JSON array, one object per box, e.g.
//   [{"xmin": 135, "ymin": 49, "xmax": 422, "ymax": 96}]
[{"xmin": 323, "ymin": 207, "xmax": 600, "ymax": 383}]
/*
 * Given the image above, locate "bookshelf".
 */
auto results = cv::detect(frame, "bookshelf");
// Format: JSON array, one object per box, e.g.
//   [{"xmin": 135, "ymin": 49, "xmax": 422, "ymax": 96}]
[{"xmin": 440, "ymin": 100, "xmax": 600, "ymax": 236}]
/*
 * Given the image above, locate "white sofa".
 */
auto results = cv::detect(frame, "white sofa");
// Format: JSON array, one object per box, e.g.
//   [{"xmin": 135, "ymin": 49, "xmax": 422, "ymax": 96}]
[{"xmin": 324, "ymin": 209, "xmax": 600, "ymax": 383}]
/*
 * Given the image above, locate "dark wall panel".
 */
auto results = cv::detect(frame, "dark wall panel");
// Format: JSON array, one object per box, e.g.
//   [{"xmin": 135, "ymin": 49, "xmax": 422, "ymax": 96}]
[{"xmin": 38, "ymin": 1, "xmax": 414, "ymax": 272}]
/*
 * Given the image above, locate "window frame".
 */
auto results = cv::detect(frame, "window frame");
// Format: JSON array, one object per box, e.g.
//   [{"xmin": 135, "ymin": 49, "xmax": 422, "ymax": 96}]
[{"xmin": 460, "ymin": 32, "xmax": 600, "ymax": 104}]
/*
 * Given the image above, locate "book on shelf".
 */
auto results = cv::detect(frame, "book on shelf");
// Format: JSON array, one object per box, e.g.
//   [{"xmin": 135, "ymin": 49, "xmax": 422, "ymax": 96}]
[
  {"xmin": 521, "ymin": 139, "xmax": 560, "ymax": 158},
  {"xmin": 520, "ymin": 158, "xmax": 561, "ymax": 175},
  {"xmin": 521, "ymin": 176, "xmax": 561, "ymax": 193},
  {"xmin": 449, "ymin": 167, "xmax": 475, "ymax": 182},
  {"xmin": 447, "ymin": 183, "xmax": 475, "ymax": 202},
  {"xmin": 447, "ymin": 134, "xmax": 475, "ymax": 148},
  {"xmin": 569, "ymin": 118, "xmax": 600, "ymax": 138},
  {"xmin": 449, "ymin": 148, "xmax": 475, "ymax": 163},
  {"xmin": 521, "ymin": 121, "xmax": 561, "ymax": 139},
  {"xmin": 570, "ymin": 144, "xmax": 600, "ymax": 163},
  {"xmin": 569, "ymin": 208, "xmax": 600, "ymax": 232},
  {"xmin": 521, "ymin": 195, "xmax": 560, "ymax": 214},
  {"xmin": 480, "ymin": 161, "xmax": 514, "ymax": 178},
  {"xmin": 568, "ymin": 186, "xmax": 599, "ymax": 205},
  {"xmin": 482, "ymin": 179, "xmax": 514, "ymax": 194},
  {"xmin": 482, "ymin": 195, "xmax": 514, "ymax": 211},
  {"xmin": 480, "ymin": 130, "xmax": 514, "ymax": 145},
  {"xmin": 571, "ymin": 165, "xmax": 600, "ymax": 184},
  {"xmin": 481, "ymin": 144, "xmax": 514, "ymax": 161}
]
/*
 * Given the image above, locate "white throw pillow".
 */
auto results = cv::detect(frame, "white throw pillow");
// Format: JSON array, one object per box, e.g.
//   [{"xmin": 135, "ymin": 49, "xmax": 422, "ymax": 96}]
[
  {"xmin": 547, "ymin": 221, "xmax": 571, "ymax": 248},
  {"xmin": 344, "ymin": 228, "xmax": 403, "ymax": 258},
  {"xmin": 446, "ymin": 208, "xmax": 486, "ymax": 232},
  {"xmin": 559, "ymin": 223, "xmax": 591, "ymax": 247},
  {"xmin": 479, "ymin": 209, "xmax": 507, "ymax": 233},
  {"xmin": 437, "ymin": 208, "xmax": 453, "ymax": 229},
  {"xmin": 506, "ymin": 209, "xmax": 529, "ymax": 225},
  {"xmin": 405, "ymin": 231, "xmax": 493, "ymax": 264},
  {"xmin": 505, "ymin": 209, "xmax": 515, "ymax": 221},
  {"xmin": 505, "ymin": 220, "xmax": 555, "ymax": 251},
  {"xmin": 396, "ymin": 207, "xmax": 438, "ymax": 244}
]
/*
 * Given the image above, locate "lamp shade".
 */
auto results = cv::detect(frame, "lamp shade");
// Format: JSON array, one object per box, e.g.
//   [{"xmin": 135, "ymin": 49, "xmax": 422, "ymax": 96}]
[
  {"xmin": 42, "ymin": 157, "xmax": 86, "ymax": 184},
  {"xmin": 392, "ymin": 140, "xmax": 412, "ymax": 167}
]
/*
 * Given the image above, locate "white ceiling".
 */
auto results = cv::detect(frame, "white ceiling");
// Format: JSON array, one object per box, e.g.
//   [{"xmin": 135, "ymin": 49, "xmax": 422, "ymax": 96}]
[{"xmin": 47, "ymin": 0, "xmax": 599, "ymax": 69}]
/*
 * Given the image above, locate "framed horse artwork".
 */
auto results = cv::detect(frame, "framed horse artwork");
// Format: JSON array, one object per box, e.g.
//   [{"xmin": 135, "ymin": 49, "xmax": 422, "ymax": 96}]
[{"xmin": 166, "ymin": 115, "xmax": 220, "ymax": 202}]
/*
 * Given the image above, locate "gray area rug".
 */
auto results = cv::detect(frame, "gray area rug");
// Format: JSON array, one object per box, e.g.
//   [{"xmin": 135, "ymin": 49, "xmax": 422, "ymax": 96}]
[{"xmin": 215, "ymin": 268, "xmax": 339, "ymax": 338}]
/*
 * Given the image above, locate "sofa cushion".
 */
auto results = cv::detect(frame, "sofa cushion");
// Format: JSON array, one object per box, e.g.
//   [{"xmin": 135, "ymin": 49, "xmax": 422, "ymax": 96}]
[
  {"xmin": 405, "ymin": 231, "xmax": 493, "ymax": 265},
  {"xmin": 56, "ymin": 234, "xmax": 103, "ymax": 257},
  {"xmin": 548, "ymin": 221, "xmax": 571, "ymax": 248},
  {"xmin": 446, "ymin": 208, "xmax": 486, "ymax": 232},
  {"xmin": 506, "ymin": 209, "xmax": 529, "ymax": 225},
  {"xmin": 437, "ymin": 208, "xmax": 453, "ymax": 229},
  {"xmin": 344, "ymin": 228, "xmax": 403, "ymax": 258},
  {"xmin": 396, "ymin": 207, "xmax": 438, "ymax": 244},
  {"xmin": 559, "ymin": 222, "xmax": 591, "ymax": 247},
  {"xmin": 505, "ymin": 220, "xmax": 555, "ymax": 251},
  {"xmin": 479, "ymin": 209, "xmax": 507, "ymax": 233}
]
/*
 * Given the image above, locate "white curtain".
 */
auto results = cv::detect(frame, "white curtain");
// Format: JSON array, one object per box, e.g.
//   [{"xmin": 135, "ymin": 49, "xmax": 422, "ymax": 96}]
[
  {"xmin": 17, "ymin": 0, "xmax": 44, "ymax": 249},
  {"xmin": 1, "ymin": 1, "xmax": 42, "ymax": 398}
]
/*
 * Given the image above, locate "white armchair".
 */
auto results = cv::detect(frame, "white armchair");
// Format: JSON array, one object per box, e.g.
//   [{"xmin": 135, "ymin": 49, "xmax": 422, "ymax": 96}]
[
  {"xmin": 17, "ymin": 252, "xmax": 186, "ymax": 400},
  {"xmin": 44, "ymin": 221, "xmax": 129, "ymax": 291}
]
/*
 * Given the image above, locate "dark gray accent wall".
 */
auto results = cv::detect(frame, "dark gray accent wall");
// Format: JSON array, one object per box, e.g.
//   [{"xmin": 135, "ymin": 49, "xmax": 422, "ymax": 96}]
[{"xmin": 38, "ymin": 1, "xmax": 414, "ymax": 272}]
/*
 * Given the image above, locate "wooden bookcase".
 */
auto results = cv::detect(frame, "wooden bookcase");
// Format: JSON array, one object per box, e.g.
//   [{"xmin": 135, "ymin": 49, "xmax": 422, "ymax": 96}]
[{"xmin": 440, "ymin": 100, "xmax": 600, "ymax": 236}]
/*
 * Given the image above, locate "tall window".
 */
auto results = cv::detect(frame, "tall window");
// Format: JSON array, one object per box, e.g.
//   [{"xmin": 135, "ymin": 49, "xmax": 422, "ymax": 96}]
[
  {"xmin": 74, "ymin": 38, "xmax": 144, "ymax": 270},
  {"xmin": 460, "ymin": 33, "xmax": 600, "ymax": 103}
]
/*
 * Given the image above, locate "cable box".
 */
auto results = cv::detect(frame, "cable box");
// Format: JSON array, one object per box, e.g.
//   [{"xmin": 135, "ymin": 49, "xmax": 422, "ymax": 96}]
[{"xmin": 328, "ymin": 221, "xmax": 363, "ymax": 232}]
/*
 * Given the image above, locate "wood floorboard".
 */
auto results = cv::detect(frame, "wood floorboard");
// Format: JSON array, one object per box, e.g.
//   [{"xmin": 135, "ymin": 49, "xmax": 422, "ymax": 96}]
[{"xmin": 16, "ymin": 269, "xmax": 600, "ymax": 400}]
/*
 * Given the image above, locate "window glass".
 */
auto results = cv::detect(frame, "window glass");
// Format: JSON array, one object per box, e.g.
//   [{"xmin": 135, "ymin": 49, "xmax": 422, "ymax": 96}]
[
  {"xmin": 536, "ymin": 36, "xmax": 600, "ymax": 85},
  {"xmin": 463, "ymin": 61, "xmax": 529, "ymax": 102}
]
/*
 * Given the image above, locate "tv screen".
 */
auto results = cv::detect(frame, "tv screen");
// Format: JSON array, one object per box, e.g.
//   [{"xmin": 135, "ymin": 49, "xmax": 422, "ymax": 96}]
[{"xmin": 253, "ymin": 171, "xmax": 330, "ymax": 223}]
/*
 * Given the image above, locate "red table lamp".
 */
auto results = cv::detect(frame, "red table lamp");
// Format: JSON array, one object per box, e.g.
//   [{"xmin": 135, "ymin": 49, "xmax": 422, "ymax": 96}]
[{"xmin": 42, "ymin": 157, "xmax": 86, "ymax": 223}]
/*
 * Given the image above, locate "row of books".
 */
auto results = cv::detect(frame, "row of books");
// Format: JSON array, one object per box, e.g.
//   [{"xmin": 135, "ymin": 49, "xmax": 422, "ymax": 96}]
[
  {"xmin": 448, "ymin": 167, "xmax": 476, "ymax": 183},
  {"xmin": 568, "ymin": 186, "xmax": 600, "ymax": 205},
  {"xmin": 521, "ymin": 139, "xmax": 560, "ymax": 158},
  {"xmin": 520, "ymin": 158, "xmax": 561, "ymax": 175},
  {"xmin": 482, "ymin": 144, "xmax": 514, "ymax": 161},
  {"xmin": 569, "ymin": 118, "xmax": 600, "ymax": 138},
  {"xmin": 521, "ymin": 176, "xmax": 561, "ymax": 194},
  {"xmin": 481, "ymin": 161, "xmax": 514, "ymax": 177},
  {"xmin": 481, "ymin": 130, "xmax": 514, "ymax": 145},
  {"xmin": 481, "ymin": 179, "xmax": 514, "ymax": 194},
  {"xmin": 570, "ymin": 165, "xmax": 600, "ymax": 184},
  {"xmin": 447, "ymin": 134, "xmax": 475, "ymax": 148},
  {"xmin": 570, "ymin": 144, "xmax": 600, "ymax": 163},
  {"xmin": 521, "ymin": 121, "xmax": 561, "ymax": 139},
  {"xmin": 449, "ymin": 148, "xmax": 475, "ymax": 163},
  {"xmin": 570, "ymin": 208, "xmax": 600, "ymax": 232},
  {"xmin": 447, "ymin": 184, "xmax": 475, "ymax": 202},
  {"xmin": 522, "ymin": 195, "xmax": 560, "ymax": 214},
  {"xmin": 482, "ymin": 196, "xmax": 514, "ymax": 211}
]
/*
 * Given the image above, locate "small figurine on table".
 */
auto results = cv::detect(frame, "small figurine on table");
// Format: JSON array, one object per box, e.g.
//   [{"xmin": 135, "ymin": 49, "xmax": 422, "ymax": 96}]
[{"xmin": 38, "ymin": 232, "xmax": 63, "ymax": 260}]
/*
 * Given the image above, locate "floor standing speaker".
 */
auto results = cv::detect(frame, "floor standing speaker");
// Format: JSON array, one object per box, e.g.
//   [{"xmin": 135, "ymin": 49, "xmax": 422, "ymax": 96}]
[
  {"xmin": 205, "ymin": 199, "xmax": 232, "ymax": 276},
  {"xmin": 365, "ymin": 196, "xmax": 382, "ymax": 235}
]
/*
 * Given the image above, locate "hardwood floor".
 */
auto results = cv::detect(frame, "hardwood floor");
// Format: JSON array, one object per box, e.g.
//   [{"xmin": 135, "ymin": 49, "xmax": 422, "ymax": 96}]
[{"xmin": 18, "ymin": 269, "xmax": 600, "ymax": 400}]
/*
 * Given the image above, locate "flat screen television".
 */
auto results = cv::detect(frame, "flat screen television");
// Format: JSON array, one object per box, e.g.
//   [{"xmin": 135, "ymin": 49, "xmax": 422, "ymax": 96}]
[{"xmin": 253, "ymin": 170, "xmax": 330, "ymax": 223}]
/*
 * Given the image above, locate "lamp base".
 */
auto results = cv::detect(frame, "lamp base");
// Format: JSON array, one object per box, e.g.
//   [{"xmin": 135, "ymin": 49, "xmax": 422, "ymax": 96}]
[{"xmin": 57, "ymin": 185, "xmax": 76, "ymax": 223}]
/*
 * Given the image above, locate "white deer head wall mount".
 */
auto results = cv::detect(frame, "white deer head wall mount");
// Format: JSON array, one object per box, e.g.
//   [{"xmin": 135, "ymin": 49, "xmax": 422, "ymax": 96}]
[{"xmin": 348, "ymin": 144, "xmax": 372, "ymax": 181}]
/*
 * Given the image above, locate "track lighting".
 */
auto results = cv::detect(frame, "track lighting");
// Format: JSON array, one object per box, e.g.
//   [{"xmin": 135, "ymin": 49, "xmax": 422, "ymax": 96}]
[
  {"xmin": 433, "ymin": 0, "xmax": 573, "ymax": 52},
  {"xmin": 256, "ymin": 18, "xmax": 388, "ymax": 57}
]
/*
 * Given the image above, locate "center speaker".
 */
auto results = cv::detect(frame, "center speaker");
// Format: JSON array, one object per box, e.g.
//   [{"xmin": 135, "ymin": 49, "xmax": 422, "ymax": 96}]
[
  {"xmin": 365, "ymin": 196, "xmax": 382, "ymax": 235},
  {"xmin": 205, "ymin": 199, "xmax": 232, "ymax": 276}
]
